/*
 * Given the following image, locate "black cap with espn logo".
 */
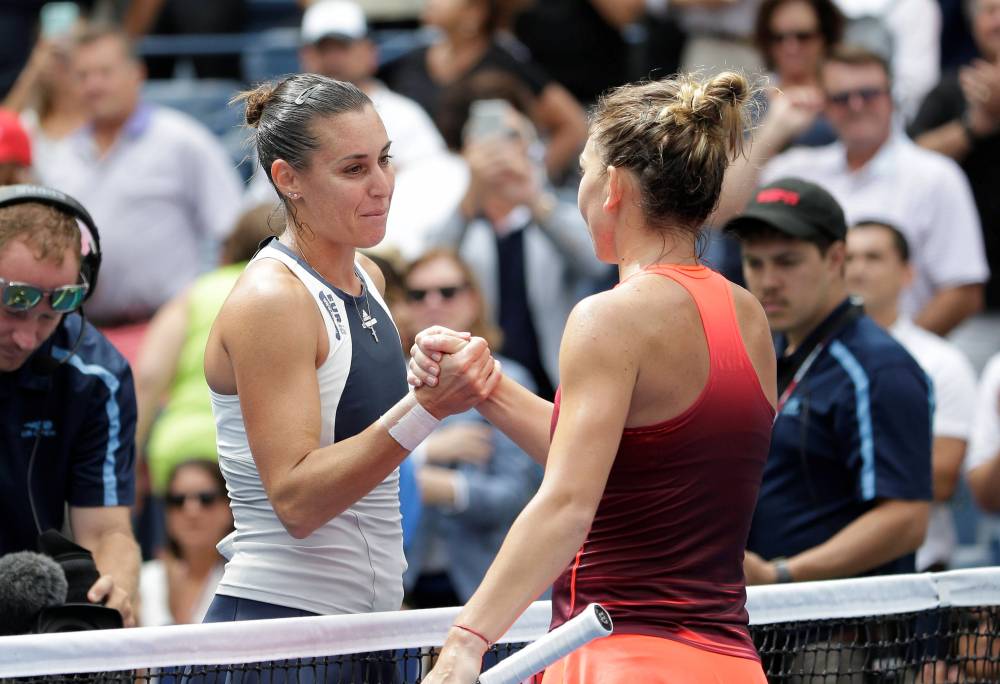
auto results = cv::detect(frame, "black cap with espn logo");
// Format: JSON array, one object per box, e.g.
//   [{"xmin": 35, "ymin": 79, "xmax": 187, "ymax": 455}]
[{"xmin": 724, "ymin": 178, "xmax": 848, "ymax": 243}]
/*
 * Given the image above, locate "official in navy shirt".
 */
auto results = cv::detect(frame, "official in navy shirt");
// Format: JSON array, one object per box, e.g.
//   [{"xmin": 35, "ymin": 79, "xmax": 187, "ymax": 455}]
[
  {"xmin": 0, "ymin": 190, "xmax": 139, "ymax": 626},
  {"xmin": 727, "ymin": 178, "xmax": 932, "ymax": 586}
]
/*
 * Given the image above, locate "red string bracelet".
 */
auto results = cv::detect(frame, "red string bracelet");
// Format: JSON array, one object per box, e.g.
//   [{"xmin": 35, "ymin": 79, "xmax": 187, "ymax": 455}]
[{"xmin": 453, "ymin": 623, "xmax": 492, "ymax": 648}]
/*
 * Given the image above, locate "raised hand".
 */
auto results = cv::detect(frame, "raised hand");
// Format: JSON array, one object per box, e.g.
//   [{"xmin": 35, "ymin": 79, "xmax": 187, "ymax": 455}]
[{"xmin": 414, "ymin": 336, "xmax": 502, "ymax": 419}]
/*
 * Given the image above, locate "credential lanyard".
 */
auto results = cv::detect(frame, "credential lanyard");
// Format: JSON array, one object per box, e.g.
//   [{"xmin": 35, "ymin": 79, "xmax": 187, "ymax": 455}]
[{"xmin": 774, "ymin": 303, "xmax": 863, "ymax": 420}]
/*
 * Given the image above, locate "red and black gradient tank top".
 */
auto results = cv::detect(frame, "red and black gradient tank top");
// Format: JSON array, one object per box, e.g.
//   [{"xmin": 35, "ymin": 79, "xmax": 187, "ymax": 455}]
[{"xmin": 549, "ymin": 264, "xmax": 774, "ymax": 661}]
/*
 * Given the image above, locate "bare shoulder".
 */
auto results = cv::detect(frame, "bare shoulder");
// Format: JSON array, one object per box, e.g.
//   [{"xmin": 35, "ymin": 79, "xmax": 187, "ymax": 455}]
[
  {"xmin": 729, "ymin": 282, "xmax": 777, "ymax": 402},
  {"xmin": 560, "ymin": 288, "xmax": 647, "ymax": 365},
  {"xmin": 219, "ymin": 259, "xmax": 317, "ymax": 343},
  {"xmin": 356, "ymin": 252, "xmax": 386, "ymax": 297}
]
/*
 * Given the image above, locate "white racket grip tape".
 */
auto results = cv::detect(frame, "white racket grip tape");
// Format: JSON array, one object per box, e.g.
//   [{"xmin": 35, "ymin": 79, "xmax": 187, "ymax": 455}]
[{"xmin": 477, "ymin": 604, "xmax": 613, "ymax": 684}]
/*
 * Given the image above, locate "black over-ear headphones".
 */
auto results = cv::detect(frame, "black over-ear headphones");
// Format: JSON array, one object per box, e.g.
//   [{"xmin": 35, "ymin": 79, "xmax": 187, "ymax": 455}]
[{"xmin": 0, "ymin": 184, "xmax": 102, "ymax": 298}]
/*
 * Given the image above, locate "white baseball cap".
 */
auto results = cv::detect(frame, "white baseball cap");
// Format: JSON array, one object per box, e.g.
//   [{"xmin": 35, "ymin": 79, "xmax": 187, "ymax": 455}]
[{"xmin": 301, "ymin": 0, "xmax": 368, "ymax": 45}]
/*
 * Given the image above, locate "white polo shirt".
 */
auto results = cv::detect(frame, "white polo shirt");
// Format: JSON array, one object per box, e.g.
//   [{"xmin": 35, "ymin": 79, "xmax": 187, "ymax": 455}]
[
  {"xmin": 38, "ymin": 104, "xmax": 243, "ymax": 324},
  {"xmin": 890, "ymin": 318, "xmax": 977, "ymax": 570},
  {"xmin": 965, "ymin": 353, "xmax": 1000, "ymax": 477},
  {"xmin": 763, "ymin": 133, "xmax": 989, "ymax": 318}
]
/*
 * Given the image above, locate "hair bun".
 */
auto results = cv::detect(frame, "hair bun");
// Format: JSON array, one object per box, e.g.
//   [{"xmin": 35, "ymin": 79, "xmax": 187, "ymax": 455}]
[{"xmin": 241, "ymin": 82, "xmax": 279, "ymax": 128}]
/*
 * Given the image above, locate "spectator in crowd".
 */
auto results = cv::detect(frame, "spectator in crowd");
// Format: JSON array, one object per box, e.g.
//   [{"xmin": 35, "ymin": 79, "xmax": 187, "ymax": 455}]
[
  {"xmin": 511, "ymin": 0, "xmax": 645, "ymax": 106},
  {"xmin": 716, "ymin": 46, "xmax": 988, "ymax": 336},
  {"xmin": 0, "ymin": 186, "xmax": 139, "ymax": 626},
  {"xmin": 247, "ymin": 0, "xmax": 464, "ymax": 261},
  {"xmin": 846, "ymin": 221, "xmax": 977, "ymax": 572},
  {"xmin": 400, "ymin": 248, "xmax": 542, "ymax": 607},
  {"xmin": 667, "ymin": 0, "xmax": 766, "ymax": 76},
  {"xmin": 429, "ymin": 71, "xmax": 607, "ymax": 398},
  {"xmin": 379, "ymin": 0, "xmax": 587, "ymax": 181},
  {"xmin": 964, "ymin": 350, "xmax": 1000, "ymax": 513},
  {"xmin": 753, "ymin": 0, "xmax": 844, "ymax": 147},
  {"xmin": 3, "ymin": 37, "xmax": 86, "ymax": 173},
  {"xmin": 135, "ymin": 203, "xmax": 274, "ymax": 495},
  {"xmin": 728, "ymin": 179, "xmax": 932, "ymax": 587},
  {"xmin": 37, "ymin": 26, "xmax": 243, "ymax": 344},
  {"xmin": 832, "ymin": 0, "xmax": 941, "ymax": 122},
  {"xmin": 122, "ymin": 0, "xmax": 247, "ymax": 80},
  {"xmin": 139, "ymin": 459, "xmax": 233, "ymax": 626},
  {"xmin": 0, "ymin": 110, "xmax": 34, "ymax": 186},
  {"xmin": 910, "ymin": 0, "xmax": 1000, "ymax": 312}
]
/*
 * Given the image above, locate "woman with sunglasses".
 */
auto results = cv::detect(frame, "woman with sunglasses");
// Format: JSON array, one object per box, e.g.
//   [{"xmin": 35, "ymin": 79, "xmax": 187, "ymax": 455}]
[
  {"xmin": 0, "ymin": 192, "xmax": 139, "ymax": 628},
  {"xmin": 413, "ymin": 71, "xmax": 777, "ymax": 684},
  {"xmin": 139, "ymin": 459, "xmax": 233, "ymax": 626},
  {"xmin": 753, "ymin": 0, "xmax": 845, "ymax": 148},
  {"xmin": 400, "ymin": 249, "xmax": 542, "ymax": 609}
]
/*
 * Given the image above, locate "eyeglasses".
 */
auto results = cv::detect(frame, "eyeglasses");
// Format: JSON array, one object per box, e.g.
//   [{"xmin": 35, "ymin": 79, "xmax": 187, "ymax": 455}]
[
  {"xmin": 0, "ymin": 275, "xmax": 89, "ymax": 313},
  {"xmin": 769, "ymin": 29, "xmax": 820, "ymax": 45},
  {"xmin": 826, "ymin": 87, "xmax": 889, "ymax": 107},
  {"xmin": 165, "ymin": 491, "xmax": 225, "ymax": 509},
  {"xmin": 406, "ymin": 284, "xmax": 469, "ymax": 302}
]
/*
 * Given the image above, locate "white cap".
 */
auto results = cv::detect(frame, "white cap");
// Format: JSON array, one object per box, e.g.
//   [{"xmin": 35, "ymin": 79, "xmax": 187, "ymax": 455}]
[{"xmin": 301, "ymin": 0, "xmax": 368, "ymax": 45}]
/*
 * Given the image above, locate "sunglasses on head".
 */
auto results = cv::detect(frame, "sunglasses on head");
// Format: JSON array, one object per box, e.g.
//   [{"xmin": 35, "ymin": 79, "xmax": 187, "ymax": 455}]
[
  {"xmin": 769, "ymin": 29, "xmax": 820, "ymax": 44},
  {"xmin": 406, "ymin": 284, "xmax": 468, "ymax": 302},
  {"xmin": 827, "ymin": 87, "xmax": 888, "ymax": 107},
  {"xmin": 165, "ymin": 491, "xmax": 224, "ymax": 508},
  {"xmin": 0, "ymin": 275, "xmax": 89, "ymax": 313}
]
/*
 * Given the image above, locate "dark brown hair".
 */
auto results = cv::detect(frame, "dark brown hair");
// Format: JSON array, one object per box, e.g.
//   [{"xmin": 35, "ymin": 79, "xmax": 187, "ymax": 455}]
[
  {"xmin": 219, "ymin": 203, "xmax": 280, "ymax": 266},
  {"xmin": 435, "ymin": 70, "xmax": 535, "ymax": 151},
  {"xmin": 754, "ymin": 0, "xmax": 845, "ymax": 71},
  {"xmin": 164, "ymin": 459, "xmax": 232, "ymax": 560},
  {"xmin": 590, "ymin": 72, "xmax": 756, "ymax": 232},
  {"xmin": 851, "ymin": 220, "xmax": 910, "ymax": 263}
]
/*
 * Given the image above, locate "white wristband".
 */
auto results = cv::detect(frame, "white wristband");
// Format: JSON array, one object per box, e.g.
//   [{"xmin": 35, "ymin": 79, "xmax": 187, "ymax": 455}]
[{"xmin": 380, "ymin": 400, "xmax": 440, "ymax": 451}]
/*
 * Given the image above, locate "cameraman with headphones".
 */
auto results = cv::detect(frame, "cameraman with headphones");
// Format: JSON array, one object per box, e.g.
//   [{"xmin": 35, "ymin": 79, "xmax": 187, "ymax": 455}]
[{"xmin": 0, "ymin": 184, "xmax": 139, "ymax": 627}]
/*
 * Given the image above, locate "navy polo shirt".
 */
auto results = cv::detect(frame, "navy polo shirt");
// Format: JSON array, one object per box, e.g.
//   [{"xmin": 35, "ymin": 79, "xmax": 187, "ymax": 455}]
[
  {"xmin": 0, "ymin": 314, "xmax": 136, "ymax": 555},
  {"xmin": 747, "ymin": 299, "xmax": 933, "ymax": 576}
]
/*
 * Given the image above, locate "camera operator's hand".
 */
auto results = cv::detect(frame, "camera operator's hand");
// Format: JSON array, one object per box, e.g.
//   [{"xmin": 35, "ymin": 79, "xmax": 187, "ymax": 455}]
[{"xmin": 88, "ymin": 575, "xmax": 135, "ymax": 627}]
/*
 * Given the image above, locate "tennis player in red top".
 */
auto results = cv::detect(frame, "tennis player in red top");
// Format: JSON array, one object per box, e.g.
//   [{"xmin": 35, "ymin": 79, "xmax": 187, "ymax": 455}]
[{"xmin": 411, "ymin": 71, "xmax": 777, "ymax": 683}]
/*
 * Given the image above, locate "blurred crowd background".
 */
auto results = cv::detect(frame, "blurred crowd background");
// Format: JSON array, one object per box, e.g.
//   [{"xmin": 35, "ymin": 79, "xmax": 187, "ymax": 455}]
[{"xmin": 2, "ymin": 0, "xmax": 999, "ymax": 627}]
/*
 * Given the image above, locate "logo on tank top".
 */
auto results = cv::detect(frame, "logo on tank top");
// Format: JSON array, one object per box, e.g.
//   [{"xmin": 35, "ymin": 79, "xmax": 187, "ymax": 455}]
[{"xmin": 318, "ymin": 292, "xmax": 347, "ymax": 340}]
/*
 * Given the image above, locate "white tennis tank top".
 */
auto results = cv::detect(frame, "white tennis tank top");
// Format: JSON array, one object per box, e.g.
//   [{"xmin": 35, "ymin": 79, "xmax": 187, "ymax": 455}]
[{"xmin": 211, "ymin": 239, "xmax": 408, "ymax": 615}]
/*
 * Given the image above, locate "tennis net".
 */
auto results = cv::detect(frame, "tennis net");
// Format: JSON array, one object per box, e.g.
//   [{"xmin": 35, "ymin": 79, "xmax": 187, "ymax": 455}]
[{"xmin": 1, "ymin": 568, "xmax": 999, "ymax": 683}]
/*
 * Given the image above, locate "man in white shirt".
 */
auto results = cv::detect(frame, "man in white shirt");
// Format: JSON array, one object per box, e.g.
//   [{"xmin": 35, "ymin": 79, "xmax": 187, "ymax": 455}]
[
  {"xmin": 845, "ymin": 220, "xmax": 978, "ymax": 571},
  {"xmin": 36, "ymin": 26, "xmax": 243, "ymax": 328},
  {"xmin": 717, "ymin": 45, "xmax": 988, "ymax": 336},
  {"xmin": 246, "ymin": 0, "xmax": 463, "ymax": 260}
]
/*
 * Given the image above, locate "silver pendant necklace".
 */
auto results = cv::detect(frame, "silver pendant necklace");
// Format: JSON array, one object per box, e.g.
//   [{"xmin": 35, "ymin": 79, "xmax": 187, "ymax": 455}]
[{"xmin": 295, "ymin": 244, "xmax": 378, "ymax": 343}]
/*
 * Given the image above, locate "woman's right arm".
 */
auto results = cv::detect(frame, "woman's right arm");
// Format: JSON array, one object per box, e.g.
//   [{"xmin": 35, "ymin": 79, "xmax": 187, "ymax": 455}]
[
  {"xmin": 223, "ymin": 277, "xmax": 499, "ymax": 539},
  {"xmin": 410, "ymin": 328, "xmax": 554, "ymax": 466}
]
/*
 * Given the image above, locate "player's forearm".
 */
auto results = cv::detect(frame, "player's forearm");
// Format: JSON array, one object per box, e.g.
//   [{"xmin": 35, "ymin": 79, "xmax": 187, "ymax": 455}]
[
  {"xmin": 477, "ymin": 374, "xmax": 554, "ymax": 466},
  {"xmin": 449, "ymin": 486, "xmax": 595, "ymax": 644},
  {"xmin": 786, "ymin": 500, "xmax": 929, "ymax": 582}
]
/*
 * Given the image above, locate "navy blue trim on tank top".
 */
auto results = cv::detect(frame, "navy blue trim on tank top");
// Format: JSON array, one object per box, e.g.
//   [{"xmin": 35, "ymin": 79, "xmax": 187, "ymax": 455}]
[{"xmin": 264, "ymin": 237, "xmax": 408, "ymax": 443}]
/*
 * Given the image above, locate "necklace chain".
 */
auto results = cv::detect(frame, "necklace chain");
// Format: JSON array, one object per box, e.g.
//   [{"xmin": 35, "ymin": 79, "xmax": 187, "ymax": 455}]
[{"xmin": 295, "ymin": 245, "xmax": 379, "ymax": 344}]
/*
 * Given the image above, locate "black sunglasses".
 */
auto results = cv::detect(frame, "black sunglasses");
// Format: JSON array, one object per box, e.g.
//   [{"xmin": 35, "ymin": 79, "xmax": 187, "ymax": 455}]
[
  {"xmin": 406, "ymin": 284, "xmax": 469, "ymax": 302},
  {"xmin": 0, "ymin": 275, "xmax": 89, "ymax": 313},
  {"xmin": 769, "ymin": 29, "xmax": 820, "ymax": 44},
  {"xmin": 165, "ymin": 491, "xmax": 225, "ymax": 508},
  {"xmin": 827, "ymin": 87, "xmax": 889, "ymax": 107}
]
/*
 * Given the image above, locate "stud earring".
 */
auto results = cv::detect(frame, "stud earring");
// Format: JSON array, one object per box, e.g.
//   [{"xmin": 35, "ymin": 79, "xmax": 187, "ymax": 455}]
[{"xmin": 287, "ymin": 192, "xmax": 300, "ymax": 200}]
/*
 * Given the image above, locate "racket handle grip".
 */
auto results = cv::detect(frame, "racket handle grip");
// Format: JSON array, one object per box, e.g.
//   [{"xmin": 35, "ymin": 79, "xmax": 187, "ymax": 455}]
[{"xmin": 477, "ymin": 604, "xmax": 613, "ymax": 684}]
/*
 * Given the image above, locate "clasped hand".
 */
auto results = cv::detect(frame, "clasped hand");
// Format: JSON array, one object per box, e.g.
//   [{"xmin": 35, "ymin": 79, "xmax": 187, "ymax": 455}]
[{"xmin": 410, "ymin": 326, "xmax": 502, "ymax": 418}]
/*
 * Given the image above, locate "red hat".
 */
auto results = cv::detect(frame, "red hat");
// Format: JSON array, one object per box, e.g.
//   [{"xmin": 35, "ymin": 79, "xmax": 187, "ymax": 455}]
[{"xmin": 0, "ymin": 109, "xmax": 32, "ymax": 167}]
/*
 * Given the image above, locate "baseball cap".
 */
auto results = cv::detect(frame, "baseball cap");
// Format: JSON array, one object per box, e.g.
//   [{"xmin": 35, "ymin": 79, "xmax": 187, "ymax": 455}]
[
  {"xmin": 302, "ymin": 0, "xmax": 368, "ymax": 45},
  {"xmin": 0, "ymin": 109, "xmax": 31, "ymax": 167},
  {"xmin": 725, "ymin": 178, "xmax": 847, "ymax": 243}
]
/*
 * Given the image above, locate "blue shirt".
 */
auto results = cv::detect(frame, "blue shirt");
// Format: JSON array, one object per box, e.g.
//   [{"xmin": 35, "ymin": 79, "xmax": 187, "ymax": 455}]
[
  {"xmin": 747, "ymin": 299, "xmax": 933, "ymax": 576},
  {"xmin": 0, "ymin": 314, "xmax": 136, "ymax": 555}
]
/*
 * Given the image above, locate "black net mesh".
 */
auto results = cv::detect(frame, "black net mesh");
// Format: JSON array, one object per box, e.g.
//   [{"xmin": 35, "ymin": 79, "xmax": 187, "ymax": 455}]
[{"xmin": 6, "ymin": 606, "xmax": 1000, "ymax": 684}]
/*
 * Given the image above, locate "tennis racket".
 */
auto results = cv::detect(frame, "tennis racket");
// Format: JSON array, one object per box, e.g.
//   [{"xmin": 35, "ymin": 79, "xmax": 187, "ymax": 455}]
[{"xmin": 477, "ymin": 604, "xmax": 613, "ymax": 684}]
